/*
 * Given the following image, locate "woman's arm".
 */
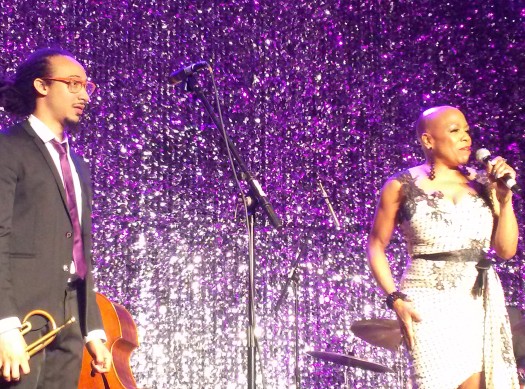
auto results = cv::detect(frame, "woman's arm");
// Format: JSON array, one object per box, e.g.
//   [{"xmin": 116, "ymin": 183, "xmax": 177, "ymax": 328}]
[
  {"xmin": 489, "ymin": 157, "xmax": 519, "ymax": 259},
  {"xmin": 367, "ymin": 178, "xmax": 402, "ymax": 294},
  {"xmin": 367, "ymin": 177, "xmax": 421, "ymax": 349}
]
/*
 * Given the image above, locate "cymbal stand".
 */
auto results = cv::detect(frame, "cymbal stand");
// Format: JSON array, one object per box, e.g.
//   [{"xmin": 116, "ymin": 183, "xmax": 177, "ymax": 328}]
[
  {"xmin": 342, "ymin": 347, "xmax": 356, "ymax": 389},
  {"xmin": 274, "ymin": 244, "xmax": 306, "ymax": 389},
  {"xmin": 396, "ymin": 347, "xmax": 402, "ymax": 389},
  {"xmin": 389, "ymin": 343, "xmax": 408, "ymax": 389},
  {"xmin": 342, "ymin": 369, "xmax": 350, "ymax": 389},
  {"xmin": 395, "ymin": 346, "xmax": 411, "ymax": 389},
  {"xmin": 290, "ymin": 266, "xmax": 301, "ymax": 389}
]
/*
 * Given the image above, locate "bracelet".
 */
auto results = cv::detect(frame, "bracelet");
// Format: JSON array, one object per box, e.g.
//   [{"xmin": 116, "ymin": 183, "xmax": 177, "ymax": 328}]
[{"xmin": 385, "ymin": 291, "xmax": 408, "ymax": 310}]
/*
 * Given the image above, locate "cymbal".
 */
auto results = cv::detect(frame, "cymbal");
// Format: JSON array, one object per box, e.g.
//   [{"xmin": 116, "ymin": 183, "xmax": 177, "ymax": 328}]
[
  {"xmin": 350, "ymin": 319, "xmax": 402, "ymax": 351},
  {"xmin": 307, "ymin": 351, "xmax": 393, "ymax": 373}
]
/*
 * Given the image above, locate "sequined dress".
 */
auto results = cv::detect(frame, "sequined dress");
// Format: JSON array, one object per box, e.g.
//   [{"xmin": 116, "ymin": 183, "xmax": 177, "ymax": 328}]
[{"xmin": 395, "ymin": 169, "xmax": 518, "ymax": 389}]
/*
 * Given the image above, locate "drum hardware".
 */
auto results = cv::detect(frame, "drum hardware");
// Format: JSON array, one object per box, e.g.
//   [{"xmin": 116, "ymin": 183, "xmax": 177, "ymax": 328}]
[
  {"xmin": 350, "ymin": 318, "xmax": 402, "ymax": 352},
  {"xmin": 274, "ymin": 243, "xmax": 307, "ymax": 389},
  {"xmin": 307, "ymin": 350, "xmax": 393, "ymax": 388},
  {"xmin": 351, "ymin": 318, "xmax": 411, "ymax": 387},
  {"xmin": 307, "ymin": 350, "xmax": 393, "ymax": 373}
]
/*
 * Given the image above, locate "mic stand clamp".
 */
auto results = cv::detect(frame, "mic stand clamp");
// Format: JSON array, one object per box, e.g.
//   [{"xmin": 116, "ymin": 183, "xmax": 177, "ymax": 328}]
[{"xmin": 183, "ymin": 74, "xmax": 282, "ymax": 229}]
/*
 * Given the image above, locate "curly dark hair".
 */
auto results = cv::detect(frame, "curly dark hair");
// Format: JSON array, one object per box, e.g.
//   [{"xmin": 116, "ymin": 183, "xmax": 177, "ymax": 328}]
[{"xmin": 0, "ymin": 48, "xmax": 74, "ymax": 116}]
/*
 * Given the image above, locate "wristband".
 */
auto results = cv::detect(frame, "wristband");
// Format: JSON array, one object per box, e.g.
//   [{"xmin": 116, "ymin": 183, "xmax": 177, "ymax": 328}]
[{"xmin": 385, "ymin": 290, "xmax": 407, "ymax": 310}]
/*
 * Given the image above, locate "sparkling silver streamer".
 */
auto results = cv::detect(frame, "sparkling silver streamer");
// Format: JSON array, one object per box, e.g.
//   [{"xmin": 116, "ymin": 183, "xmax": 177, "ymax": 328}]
[{"xmin": 0, "ymin": 1, "xmax": 523, "ymax": 388}]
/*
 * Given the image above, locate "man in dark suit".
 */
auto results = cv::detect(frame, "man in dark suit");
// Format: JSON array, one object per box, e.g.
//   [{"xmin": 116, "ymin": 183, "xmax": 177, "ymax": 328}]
[{"xmin": 0, "ymin": 48, "xmax": 111, "ymax": 388}]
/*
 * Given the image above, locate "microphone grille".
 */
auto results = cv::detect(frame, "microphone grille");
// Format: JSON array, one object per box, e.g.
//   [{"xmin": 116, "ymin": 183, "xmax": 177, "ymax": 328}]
[{"xmin": 475, "ymin": 148, "xmax": 491, "ymax": 163}]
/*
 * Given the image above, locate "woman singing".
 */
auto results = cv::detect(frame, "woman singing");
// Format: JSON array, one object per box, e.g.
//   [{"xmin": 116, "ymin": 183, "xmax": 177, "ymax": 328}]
[{"xmin": 367, "ymin": 106, "xmax": 519, "ymax": 388}]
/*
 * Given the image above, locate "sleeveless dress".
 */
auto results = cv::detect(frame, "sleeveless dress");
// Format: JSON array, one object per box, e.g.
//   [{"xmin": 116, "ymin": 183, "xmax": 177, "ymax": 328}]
[{"xmin": 394, "ymin": 169, "xmax": 518, "ymax": 389}]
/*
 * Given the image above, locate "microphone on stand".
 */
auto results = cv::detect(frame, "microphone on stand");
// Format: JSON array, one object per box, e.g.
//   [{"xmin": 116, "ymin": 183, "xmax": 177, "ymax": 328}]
[
  {"xmin": 475, "ymin": 148, "xmax": 521, "ymax": 196},
  {"xmin": 274, "ymin": 243, "xmax": 307, "ymax": 313},
  {"xmin": 317, "ymin": 181, "xmax": 341, "ymax": 229},
  {"xmin": 168, "ymin": 61, "xmax": 210, "ymax": 85}
]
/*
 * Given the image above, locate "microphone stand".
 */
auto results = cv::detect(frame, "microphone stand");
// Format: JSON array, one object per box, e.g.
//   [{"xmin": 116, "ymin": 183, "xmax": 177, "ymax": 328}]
[
  {"xmin": 182, "ymin": 74, "xmax": 282, "ymax": 389},
  {"xmin": 274, "ymin": 245, "xmax": 306, "ymax": 389}
]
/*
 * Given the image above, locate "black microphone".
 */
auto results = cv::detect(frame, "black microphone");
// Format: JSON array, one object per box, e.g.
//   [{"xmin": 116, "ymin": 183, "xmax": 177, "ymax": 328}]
[
  {"xmin": 317, "ymin": 181, "xmax": 341, "ymax": 229},
  {"xmin": 475, "ymin": 148, "xmax": 521, "ymax": 196},
  {"xmin": 168, "ymin": 61, "xmax": 210, "ymax": 85}
]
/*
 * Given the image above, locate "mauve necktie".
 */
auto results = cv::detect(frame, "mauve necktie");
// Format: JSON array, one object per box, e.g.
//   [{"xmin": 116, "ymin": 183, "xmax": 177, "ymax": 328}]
[{"xmin": 50, "ymin": 139, "xmax": 87, "ymax": 279}]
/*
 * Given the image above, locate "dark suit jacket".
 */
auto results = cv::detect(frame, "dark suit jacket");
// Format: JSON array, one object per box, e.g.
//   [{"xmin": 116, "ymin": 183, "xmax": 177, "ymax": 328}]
[{"xmin": 0, "ymin": 120, "xmax": 102, "ymax": 336}]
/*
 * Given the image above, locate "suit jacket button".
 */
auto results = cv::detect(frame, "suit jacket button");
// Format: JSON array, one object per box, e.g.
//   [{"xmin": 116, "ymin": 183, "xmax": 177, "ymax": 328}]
[{"xmin": 66, "ymin": 232, "xmax": 72, "ymax": 238}]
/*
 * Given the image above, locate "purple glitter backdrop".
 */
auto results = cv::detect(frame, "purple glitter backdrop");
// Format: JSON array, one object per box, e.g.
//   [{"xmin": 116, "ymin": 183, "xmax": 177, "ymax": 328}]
[{"xmin": 1, "ymin": 1, "xmax": 524, "ymax": 388}]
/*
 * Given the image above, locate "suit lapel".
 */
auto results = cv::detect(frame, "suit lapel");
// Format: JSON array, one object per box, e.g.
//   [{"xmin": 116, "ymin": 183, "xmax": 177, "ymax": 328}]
[{"xmin": 20, "ymin": 121, "xmax": 71, "ymax": 222}]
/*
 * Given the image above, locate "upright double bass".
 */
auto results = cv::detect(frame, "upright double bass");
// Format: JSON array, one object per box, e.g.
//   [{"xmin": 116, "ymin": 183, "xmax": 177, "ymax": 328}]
[{"xmin": 78, "ymin": 293, "xmax": 139, "ymax": 389}]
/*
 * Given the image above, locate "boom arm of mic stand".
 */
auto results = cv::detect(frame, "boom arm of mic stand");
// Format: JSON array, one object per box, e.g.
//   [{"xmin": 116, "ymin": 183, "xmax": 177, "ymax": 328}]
[
  {"xmin": 185, "ymin": 75, "xmax": 283, "ymax": 229},
  {"xmin": 273, "ymin": 267, "xmax": 296, "ymax": 314},
  {"xmin": 274, "ymin": 244, "xmax": 307, "ymax": 313}
]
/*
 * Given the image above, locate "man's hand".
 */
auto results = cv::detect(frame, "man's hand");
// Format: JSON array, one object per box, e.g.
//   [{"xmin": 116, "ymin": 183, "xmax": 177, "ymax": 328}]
[
  {"xmin": 0, "ymin": 329, "xmax": 30, "ymax": 382},
  {"xmin": 85, "ymin": 339, "xmax": 112, "ymax": 374}
]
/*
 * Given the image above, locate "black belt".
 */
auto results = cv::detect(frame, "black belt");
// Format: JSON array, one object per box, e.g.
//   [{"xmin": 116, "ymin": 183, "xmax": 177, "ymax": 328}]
[
  {"xmin": 66, "ymin": 277, "xmax": 83, "ymax": 290},
  {"xmin": 415, "ymin": 248, "xmax": 491, "ymax": 296}
]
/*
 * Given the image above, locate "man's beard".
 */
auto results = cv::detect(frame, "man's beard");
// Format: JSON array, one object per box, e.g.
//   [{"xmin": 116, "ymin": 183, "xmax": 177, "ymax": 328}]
[{"xmin": 64, "ymin": 117, "xmax": 81, "ymax": 133}]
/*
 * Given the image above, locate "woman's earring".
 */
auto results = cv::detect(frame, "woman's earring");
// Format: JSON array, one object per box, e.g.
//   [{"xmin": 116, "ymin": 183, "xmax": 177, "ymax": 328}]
[
  {"xmin": 429, "ymin": 161, "xmax": 436, "ymax": 180},
  {"xmin": 428, "ymin": 148, "xmax": 436, "ymax": 180}
]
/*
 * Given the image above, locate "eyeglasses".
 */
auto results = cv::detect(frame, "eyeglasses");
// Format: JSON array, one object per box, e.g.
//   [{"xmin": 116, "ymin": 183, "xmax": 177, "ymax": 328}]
[{"xmin": 42, "ymin": 77, "xmax": 97, "ymax": 96}]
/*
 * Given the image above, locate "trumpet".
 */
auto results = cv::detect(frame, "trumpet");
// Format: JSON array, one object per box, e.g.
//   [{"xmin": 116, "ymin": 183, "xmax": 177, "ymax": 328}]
[{"xmin": 20, "ymin": 310, "xmax": 76, "ymax": 357}]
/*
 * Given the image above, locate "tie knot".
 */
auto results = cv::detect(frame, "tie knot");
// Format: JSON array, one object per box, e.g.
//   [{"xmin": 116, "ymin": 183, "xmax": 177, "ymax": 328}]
[{"xmin": 50, "ymin": 139, "xmax": 68, "ymax": 156}]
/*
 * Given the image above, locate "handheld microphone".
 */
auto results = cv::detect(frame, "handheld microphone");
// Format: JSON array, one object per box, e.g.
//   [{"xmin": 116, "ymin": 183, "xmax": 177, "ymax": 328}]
[
  {"xmin": 317, "ymin": 181, "xmax": 341, "ymax": 229},
  {"xmin": 168, "ymin": 61, "xmax": 210, "ymax": 85},
  {"xmin": 475, "ymin": 148, "xmax": 521, "ymax": 196}
]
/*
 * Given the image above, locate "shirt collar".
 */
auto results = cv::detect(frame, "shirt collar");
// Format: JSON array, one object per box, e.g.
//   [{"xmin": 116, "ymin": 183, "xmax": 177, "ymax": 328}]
[{"xmin": 28, "ymin": 115, "xmax": 69, "ymax": 145}]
